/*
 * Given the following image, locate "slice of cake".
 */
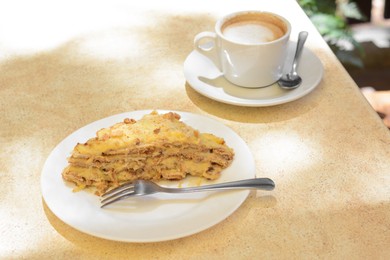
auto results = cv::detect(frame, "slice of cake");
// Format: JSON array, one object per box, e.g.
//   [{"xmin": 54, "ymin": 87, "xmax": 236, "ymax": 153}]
[{"xmin": 62, "ymin": 111, "xmax": 234, "ymax": 195}]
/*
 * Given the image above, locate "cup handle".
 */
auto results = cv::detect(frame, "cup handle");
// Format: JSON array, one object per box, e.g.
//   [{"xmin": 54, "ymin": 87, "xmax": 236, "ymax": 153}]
[{"xmin": 194, "ymin": 32, "xmax": 221, "ymax": 70}]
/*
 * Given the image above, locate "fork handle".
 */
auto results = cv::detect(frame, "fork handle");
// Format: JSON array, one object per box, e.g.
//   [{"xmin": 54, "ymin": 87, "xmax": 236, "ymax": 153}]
[{"xmin": 164, "ymin": 178, "xmax": 275, "ymax": 193}]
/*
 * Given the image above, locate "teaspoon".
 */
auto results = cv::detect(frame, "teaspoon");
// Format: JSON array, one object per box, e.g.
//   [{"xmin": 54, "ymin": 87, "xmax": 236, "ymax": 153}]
[{"xmin": 278, "ymin": 31, "xmax": 308, "ymax": 89}]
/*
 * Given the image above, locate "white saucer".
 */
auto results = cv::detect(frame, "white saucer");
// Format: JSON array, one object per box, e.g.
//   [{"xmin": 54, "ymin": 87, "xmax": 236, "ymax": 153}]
[{"xmin": 183, "ymin": 42, "xmax": 323, "ymax": 107}]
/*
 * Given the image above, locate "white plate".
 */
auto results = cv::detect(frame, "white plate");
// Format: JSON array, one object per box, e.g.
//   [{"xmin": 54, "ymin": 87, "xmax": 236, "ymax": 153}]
[
  {"xmin": 41, "ymin": 110, "xmax": 255, "ymax": 242},
  {"xmin": 183, "ymin": 42, "xmax": 323, "ymax": 107}
]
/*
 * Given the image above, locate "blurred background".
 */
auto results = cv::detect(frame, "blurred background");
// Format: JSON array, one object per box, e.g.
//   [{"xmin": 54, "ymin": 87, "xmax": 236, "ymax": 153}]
[{"xmin": 298, "ymin": 0, "xmax": 390, "ymax": 90}]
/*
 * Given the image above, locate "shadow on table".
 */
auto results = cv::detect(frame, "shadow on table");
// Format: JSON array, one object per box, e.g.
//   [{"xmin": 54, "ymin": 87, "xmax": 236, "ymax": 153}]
[
  {"xmin": 41, "ymin": 192, "xmax": 277, "ymax": 253},
  {"xmin": 185, "ymin": 82, "xmax": 323, "ymax": 124},
  {"xmin": 41, "ymin": 194, "xmax": 390, "ymax": 258}
]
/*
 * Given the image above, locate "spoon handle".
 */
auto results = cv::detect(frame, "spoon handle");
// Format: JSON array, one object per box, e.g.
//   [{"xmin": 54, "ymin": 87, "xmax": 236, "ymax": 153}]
[{"xmin": 291, "ymin": 31, "xmax": 308, "ymax": 73}]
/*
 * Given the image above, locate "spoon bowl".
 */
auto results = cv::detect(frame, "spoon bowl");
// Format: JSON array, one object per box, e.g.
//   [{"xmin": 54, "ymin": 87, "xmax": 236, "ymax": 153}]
[{"xmin": 279, "ymin": 72, "xmax": 302, "ymax": 88}]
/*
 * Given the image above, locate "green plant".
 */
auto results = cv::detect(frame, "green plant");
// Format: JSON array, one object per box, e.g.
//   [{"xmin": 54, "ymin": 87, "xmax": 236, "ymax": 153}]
[{"xmin": 298, "ymin": 0, "xmax": 366, "ymax": 67}]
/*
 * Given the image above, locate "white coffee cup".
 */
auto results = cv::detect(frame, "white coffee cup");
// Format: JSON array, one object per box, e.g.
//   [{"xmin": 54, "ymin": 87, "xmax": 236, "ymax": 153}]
[{"xmin": 194, "ymin": 11, "xmax": 291, "ymax": 88}]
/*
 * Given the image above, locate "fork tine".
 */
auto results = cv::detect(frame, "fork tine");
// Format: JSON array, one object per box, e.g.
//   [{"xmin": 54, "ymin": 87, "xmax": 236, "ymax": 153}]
[
  {"xmin": 100, "ymin": 190, "xmax": 136, "ymax": 208},
  {"xmin": 101, "ymin": 184, "xmax": 135, "ymax": 203},
  {"xmin": 101, "ymin": 185, "xmax": 135, "ymax": 204},
  {"xmin": 101, "ymin": 181, "xmax": 135, "ymax": 198}
]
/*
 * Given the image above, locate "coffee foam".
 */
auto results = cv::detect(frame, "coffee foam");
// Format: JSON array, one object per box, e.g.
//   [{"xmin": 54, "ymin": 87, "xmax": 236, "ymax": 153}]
[{"xmin": 221, "ymin": 13, "xmax": 287, "ymax": 44}]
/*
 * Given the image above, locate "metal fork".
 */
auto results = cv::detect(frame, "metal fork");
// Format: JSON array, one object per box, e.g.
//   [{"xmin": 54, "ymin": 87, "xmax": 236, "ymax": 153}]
[{"xmin": 101, "ymin": 178, "xmax": 275, "ymax": 208}]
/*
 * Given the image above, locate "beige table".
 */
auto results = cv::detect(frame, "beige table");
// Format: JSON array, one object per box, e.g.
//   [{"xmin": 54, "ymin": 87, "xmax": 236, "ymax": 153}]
[{"xmin": 1, "ymin": 0, "xmax": 389, "ymax": 259}]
